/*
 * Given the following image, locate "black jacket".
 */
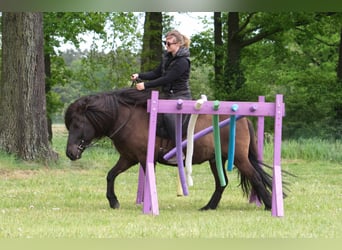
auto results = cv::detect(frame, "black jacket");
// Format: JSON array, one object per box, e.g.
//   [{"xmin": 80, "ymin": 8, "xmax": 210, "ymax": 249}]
[{"xmin": 138, "ymin": 47, "xmax": 191, "ymax": 95}]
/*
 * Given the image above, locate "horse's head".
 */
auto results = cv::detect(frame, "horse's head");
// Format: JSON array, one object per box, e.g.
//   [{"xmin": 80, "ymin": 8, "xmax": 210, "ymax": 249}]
[
  {"xmin": 64, "ymin": 89, "xmax": 150, "ymax": 161},
  {"xmin": 64, "ymin": 97, "xmax": 98, "ymax": 161}
]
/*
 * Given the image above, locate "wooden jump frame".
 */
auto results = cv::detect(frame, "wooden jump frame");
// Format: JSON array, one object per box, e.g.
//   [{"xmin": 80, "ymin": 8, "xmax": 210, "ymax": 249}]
[{"xmin": 136, "ymin": 90, "xmax": 285, "ymax": 217}]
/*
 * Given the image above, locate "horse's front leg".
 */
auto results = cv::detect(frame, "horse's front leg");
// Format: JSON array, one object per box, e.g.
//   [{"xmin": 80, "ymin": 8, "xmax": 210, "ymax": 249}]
[
  {"xmin": 106, "ymin": 157, "xmax": 136, "ymax": 209},
  {"xmin": 201, "ymin": 158, "xmax": 228, "ymax": 210}
]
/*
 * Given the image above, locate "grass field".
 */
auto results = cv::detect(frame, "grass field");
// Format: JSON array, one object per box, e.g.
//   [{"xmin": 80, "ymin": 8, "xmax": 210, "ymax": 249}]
[{"xmin": 0, "ymin": 124, "xmax": 341, "ymax": 238}]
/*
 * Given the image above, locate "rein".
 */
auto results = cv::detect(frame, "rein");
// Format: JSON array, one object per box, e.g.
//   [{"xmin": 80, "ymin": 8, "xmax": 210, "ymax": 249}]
[
  {"xmin": 107, "ymin": 100, "xmax": 137, "ymax": 139},
  {"xmin": 130, "ymin": 78, "xmax": 142, "ymax": 87},
  {"xmin": 108, "ymin": 79, "xmax": 143, "ymax": 138},
  {"xmin": 108, "ymin": 83, "xmax": 143, "ymax": 138}
]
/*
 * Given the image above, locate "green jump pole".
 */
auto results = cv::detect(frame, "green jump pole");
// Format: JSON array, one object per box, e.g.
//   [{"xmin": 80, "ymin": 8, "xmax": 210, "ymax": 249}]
[{"xmin": 212, "ymin": 100, "xmax": 226, "ymax": 187}]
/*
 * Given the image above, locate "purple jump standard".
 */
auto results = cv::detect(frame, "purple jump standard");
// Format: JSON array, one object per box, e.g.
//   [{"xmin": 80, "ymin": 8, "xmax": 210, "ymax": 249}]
[{"xmin": 137, "ymin": 91, "xmax": 285, "ymax": 217}]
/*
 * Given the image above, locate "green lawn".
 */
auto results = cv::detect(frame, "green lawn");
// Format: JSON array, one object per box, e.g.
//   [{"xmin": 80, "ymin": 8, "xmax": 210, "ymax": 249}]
[{"xmin": 0, "ymin": 125, "xmax": 341, "ymax": 238}]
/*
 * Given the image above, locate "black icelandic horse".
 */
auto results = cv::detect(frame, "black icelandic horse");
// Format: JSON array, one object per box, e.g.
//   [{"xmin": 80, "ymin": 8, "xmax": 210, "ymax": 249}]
[{"xmin": 65, "ymin": 88, "xmax": 284, "ymax": 211}]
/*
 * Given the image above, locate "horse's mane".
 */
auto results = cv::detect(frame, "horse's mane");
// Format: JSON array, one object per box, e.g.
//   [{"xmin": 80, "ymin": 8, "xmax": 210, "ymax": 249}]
[
  {"xmin": 114, "ymin": 88, "xmax": 152, "ymax": 106},
  {"xmin": 65, "ymin": 88, "xmax": 152, "ymax": 133}
]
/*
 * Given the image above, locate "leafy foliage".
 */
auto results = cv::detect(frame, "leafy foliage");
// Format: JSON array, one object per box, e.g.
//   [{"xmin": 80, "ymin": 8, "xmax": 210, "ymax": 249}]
[
  {"xmin": 43, "ymin": 13, "xmax": 142, "ymax": 122},
  {"xmin": 44, "ymin": 12, "xmax": 342, "ymax": 139},
  {"xmin": 190, "ymin": 12, "xmax": 342, "ymax": 139}
]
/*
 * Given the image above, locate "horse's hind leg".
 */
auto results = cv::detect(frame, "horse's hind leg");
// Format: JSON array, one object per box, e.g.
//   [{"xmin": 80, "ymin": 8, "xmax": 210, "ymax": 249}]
[
  {"xmin": 234, "ymin": 156, "xmax": 272, "ymax": 210},
  {"xmin": 106, "ymin": 156, "xmax": 136, "ymax": 209},
  {"xmin": 232, "ymin": 119, "xmax": 272, "ymax": 210},
  {"xmin": 200, "ymin": 158, "xmax": 228, "ymax": 210}
]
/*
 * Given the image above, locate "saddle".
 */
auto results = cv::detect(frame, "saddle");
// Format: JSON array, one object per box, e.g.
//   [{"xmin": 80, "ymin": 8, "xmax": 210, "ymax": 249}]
[{"xmin": 156, "ymin": 113, "xmax": 190, "ymax": 140}]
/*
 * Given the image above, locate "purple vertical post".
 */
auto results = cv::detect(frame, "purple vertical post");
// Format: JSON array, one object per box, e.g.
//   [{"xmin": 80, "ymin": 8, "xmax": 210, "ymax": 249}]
[
  {"xmin": 272, "ymin": 94, "xmax": 284, "ymax": 217},
  {"xmin": 257, "ymin": 96, "xmax": 265, "ymax": 162},
  {"xmin": 143, "ymin": 91, "xmax": 159, "ymax": 215}
]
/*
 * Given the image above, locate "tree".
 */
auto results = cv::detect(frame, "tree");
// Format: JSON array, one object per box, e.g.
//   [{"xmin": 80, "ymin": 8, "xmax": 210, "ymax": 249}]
[
  {"xmin": 190, "ymin": 12, "xmax": 342, "ymax": 139},
  {"xmin": 337, "ymin": 27, "xmax": 342, "ymax": 81},
  {"xmin": 241, "ymin": 12, "xmax": 342, "ymax": 139},
  {"xmin": 43, "ymin": 12, "xmax": 108, "ymax": 140},
  {"xmin": 335, "ymin": 27, "xmax": 342, "ymax": 138},
  {"xmin": 70, "ymin": 13, "xmax": 141, "ymax": 90},
  {"xmin": 214, "ymin": 12, "xmax": 224, "ymax": 91},
  {"xmin": 0, "ymin": 12, "xmax": 57, "ymax": 161},
  {"xmin": 141, "ymin": 12, "xmax": 163, "ymax": 72}
]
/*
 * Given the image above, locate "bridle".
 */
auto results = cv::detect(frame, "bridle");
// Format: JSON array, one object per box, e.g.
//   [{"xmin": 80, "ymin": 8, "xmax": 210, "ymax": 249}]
[
  {"xmin": 74, "ymin": 115, "xmax": 99, "ymax": 154},
  {"xmin": 77, "ymin": 139, "xmax": 87, "ymax": 153},
  {"xmin": 75, "ymin": 88, "xmax": 138, "ymax": 152}
]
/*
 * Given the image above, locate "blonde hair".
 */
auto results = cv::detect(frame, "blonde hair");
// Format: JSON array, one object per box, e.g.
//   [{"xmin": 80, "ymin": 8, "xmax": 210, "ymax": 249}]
[{"xmin": 166, "ymin": 30, "xmax": 191, "ymax": 48}]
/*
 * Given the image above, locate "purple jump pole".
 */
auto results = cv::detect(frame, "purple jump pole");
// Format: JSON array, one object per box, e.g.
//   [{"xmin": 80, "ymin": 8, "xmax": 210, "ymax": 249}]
[
  {"xmin": 249, "ymin": 96, "xmax": 265, "ymax": 206},
  {"xmin": 136, "ymin": 164, "xmax": 144, "ymax": 205},
  {"xmin": 272, "ymin": 94, "xmax": 284, "ymax": 217},
  {"xmin": 175, "ymin": 99, "xmax": 188, "ymax": 196},
  {"xmin": 143, "ymin": 91, "xmax": 159, "ymax": 215}
]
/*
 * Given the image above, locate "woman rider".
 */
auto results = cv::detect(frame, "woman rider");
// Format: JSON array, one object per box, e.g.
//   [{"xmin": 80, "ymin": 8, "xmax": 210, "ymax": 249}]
[{"xmin": 131, "ymin": 30, "xmax": 191, "ymax": 163}]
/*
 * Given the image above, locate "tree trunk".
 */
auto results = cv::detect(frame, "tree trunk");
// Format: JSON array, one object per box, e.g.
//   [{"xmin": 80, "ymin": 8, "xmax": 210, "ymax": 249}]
[
  {"xmin": 214, "ymin": 12, "xmax": 224, "ymax": 98},
  {"xmin": 335, "ymin": 26, "xmax": 342, "ymax": 139},
  {"xmin": 225, "ymin": 12, "xmax": 245, "ymax": 98},
  {"xmin": 337, "ymin": 27, "xmax": 342, "ymax": 82},
  {"xmin": 141, "ymin": 12, "xmax": 163, "ymax": 72},
  {"xmin": 44, "ymin": 52, "xmax": 53, "ymax": 142},
  {"xmin": 0, "ymin": 12, "xmax": 58, "ymax": 162}
]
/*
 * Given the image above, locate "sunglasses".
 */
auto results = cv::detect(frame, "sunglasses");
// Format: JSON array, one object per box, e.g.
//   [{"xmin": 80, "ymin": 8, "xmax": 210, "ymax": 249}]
[{"xmin": 163, "ymin": 41, "xmax": 177, "ymax": 47}]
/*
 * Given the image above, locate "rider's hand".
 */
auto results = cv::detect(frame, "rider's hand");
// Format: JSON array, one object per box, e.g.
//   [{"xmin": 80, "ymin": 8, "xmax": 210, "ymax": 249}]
[
  {"xmin": 131, "ymin": 73, "xmax": 139, "ymax": 80},
  {"xmin": 136, "ymin": 82, "xmax": 145, "ymax": 91}
]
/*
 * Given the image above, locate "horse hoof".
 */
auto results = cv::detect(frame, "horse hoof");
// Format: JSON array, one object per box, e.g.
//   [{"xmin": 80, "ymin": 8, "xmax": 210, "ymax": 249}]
[
  {"xmin": 109, "ymin": 200, "xmax": 120, "ymax": 209},
  {"xmin": 199, "ymin": 205, "xmax": 215, "ymax": 211},
  {"xmin": 264, "ymin": 206, "xmax": 271, "ymax": 211}
]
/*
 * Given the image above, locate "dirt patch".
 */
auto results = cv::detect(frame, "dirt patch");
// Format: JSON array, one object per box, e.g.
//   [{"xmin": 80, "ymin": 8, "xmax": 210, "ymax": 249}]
[
  {"xmin": 52, "ymin": 124, "xmax": 68, "ymax": 135},
  {"xmin": 0, "ymin": 169, "xmax": 39, "ymax": 180}
]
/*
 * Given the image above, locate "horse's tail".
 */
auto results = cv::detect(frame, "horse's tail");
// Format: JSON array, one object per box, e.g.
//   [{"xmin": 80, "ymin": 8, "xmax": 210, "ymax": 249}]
[
  {"xmin": 238, "ymin": 119, "xmax": 273, "ymax": 199},
  {"xmin": 239, "ymin": 119, "xmax": 290, "ymax": 200}
]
